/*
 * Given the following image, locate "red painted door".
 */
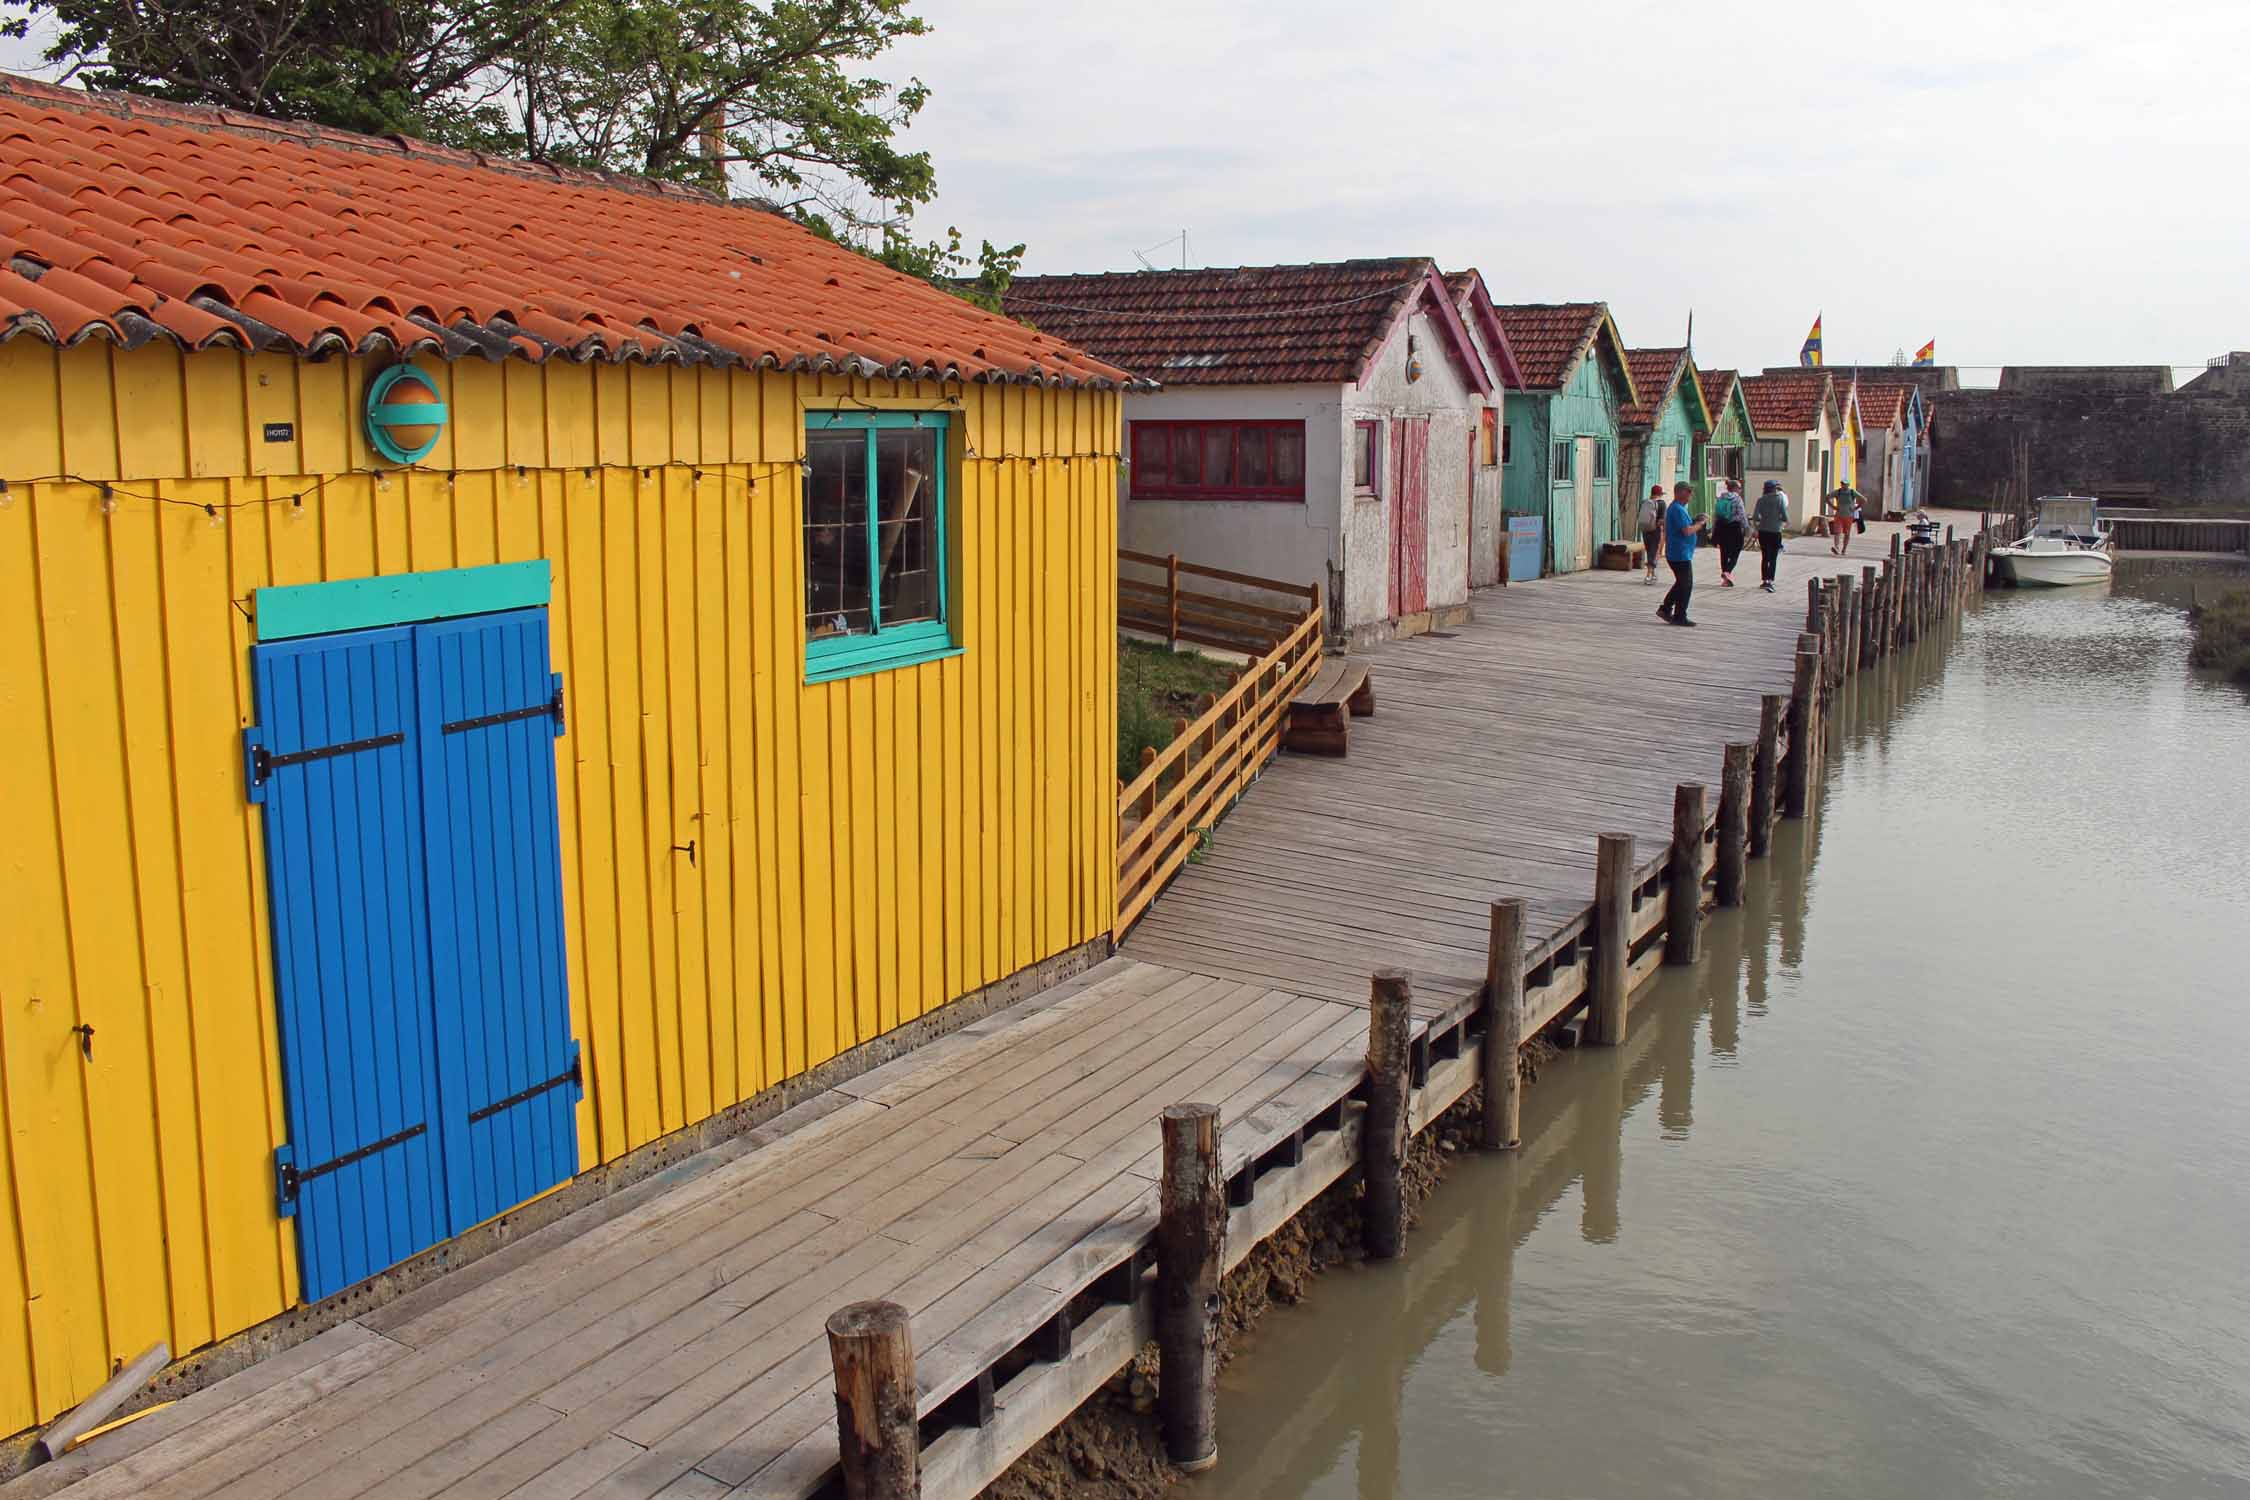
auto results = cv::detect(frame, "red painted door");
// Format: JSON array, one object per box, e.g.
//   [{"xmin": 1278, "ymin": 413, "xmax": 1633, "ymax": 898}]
[{"xmin": 1390, "ymin": 417, "xmax": 1429, "ymax": 616}]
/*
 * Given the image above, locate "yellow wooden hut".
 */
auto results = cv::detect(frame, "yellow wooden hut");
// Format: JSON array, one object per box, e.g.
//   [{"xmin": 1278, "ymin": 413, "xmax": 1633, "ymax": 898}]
[{"xmin": 0, "ymin": 74, "xmax": 1130, "ymax": 1441}]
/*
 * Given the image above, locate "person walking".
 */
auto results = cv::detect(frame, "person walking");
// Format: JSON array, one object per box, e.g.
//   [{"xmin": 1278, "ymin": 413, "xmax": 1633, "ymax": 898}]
[
  {"xmin": 1657, "ymin": 480, "xmax": 1707, "ymax": 626},
  {"xmin": 1712, "ymin": 477, "xmax": 1748, "ymax": 586},
  {"xmin": 1636, "ymin": 484, "xmax": 1666, "ymax": 583},
  {"xmin": 1825, "ymin": 481, "xmax": 1864, "ymax": 556},
  {"xmin": 1753, "ymin": 479, "xmax": 1790, "ymax": 593}
]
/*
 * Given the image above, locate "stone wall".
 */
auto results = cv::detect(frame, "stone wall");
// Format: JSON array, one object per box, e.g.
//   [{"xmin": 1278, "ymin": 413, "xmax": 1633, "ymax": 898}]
[{"xmin": 1929, "ymin": 373, "xmax": 2250, "ymax": 508}]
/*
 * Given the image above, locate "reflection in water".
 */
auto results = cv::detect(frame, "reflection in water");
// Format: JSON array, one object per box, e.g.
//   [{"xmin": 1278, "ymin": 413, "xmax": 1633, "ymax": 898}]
[{"xmin": 1203, "ymin": 565, "xmax": 2250, "ymax": 1500}]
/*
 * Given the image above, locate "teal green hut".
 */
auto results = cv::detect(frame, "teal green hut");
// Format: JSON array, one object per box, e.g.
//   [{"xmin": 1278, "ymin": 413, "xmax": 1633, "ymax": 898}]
[
  {"xmin": 1693, "ymin": 366, "xmax": 1759, "ymax": 508},
  {"xmin": 1618, "ymin": 346, "xmax": 1712, "ymax": 524},
  {"xmin": 1496, "ymin": 303, "xmax": 1637, "ymax": 574}
]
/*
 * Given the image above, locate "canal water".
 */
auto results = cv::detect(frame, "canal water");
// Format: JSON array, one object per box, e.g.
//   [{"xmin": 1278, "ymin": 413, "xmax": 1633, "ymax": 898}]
[{"xmin": 1205, "ymin": 560, "xmax": 2250, "ymax": 1500}]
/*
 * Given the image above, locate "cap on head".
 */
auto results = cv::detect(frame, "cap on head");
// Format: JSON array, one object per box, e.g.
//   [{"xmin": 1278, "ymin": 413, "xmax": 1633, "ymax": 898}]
[
  {"xmin": 1762, "ymin": 479, "xmax": 1779, "ymax": 491},
  {"xmin": 1649, "ymin": 484, "xmax": 1666, "ymax": 498},
  {"xmin": 1673, "ymin": 481, "xmax": 1693, "ymax": 497}
]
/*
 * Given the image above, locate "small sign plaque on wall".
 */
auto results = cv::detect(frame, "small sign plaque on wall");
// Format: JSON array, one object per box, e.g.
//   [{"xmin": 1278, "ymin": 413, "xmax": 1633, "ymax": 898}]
[{"xmin": 263, "ymin": 422, "xmax": 295, "ymax": 444}]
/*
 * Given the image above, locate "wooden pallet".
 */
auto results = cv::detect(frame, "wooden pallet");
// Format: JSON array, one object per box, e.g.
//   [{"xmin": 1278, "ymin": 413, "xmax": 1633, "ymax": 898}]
[{"xmin": 1283, "ymin": 658, "xmax": 1374, "ymax": 756}]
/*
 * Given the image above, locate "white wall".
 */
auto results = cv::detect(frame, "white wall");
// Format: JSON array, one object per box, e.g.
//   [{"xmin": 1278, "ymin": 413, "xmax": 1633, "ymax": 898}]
[
  {"xmin": 1344, "ymin": 307, "xmax": 1480, "ymax": 627},
  {"xmin": 1116, "ymin": 382, "xmax": 1344, "ymax": 617},
  {"xmin": 1744, "ymin": 410, "xmax": 1834, "ymax": 532}
]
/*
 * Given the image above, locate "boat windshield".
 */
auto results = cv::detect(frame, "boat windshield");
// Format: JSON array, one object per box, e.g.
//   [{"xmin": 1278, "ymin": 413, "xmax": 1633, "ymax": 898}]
[{"xmin": 2033, "ymin": 496, "xmax": 2099, "ymax": 530}]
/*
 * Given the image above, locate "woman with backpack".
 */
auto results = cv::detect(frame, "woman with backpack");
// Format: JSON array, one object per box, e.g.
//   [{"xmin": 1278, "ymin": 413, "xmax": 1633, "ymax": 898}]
[
  {"xmin": 1712, "ymin": 477, "xmax": 1748, "ymax": 586},
  {"xmin": 1637, "ymin": 484, "xmax": 1666, "ymax": 583}
]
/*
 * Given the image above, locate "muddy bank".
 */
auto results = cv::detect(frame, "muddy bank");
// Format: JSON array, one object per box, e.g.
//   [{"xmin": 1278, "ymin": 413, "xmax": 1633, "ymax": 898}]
[{"xmin": 980, "ymin": 1039, "xmax": 1556, "ymax": 1500}]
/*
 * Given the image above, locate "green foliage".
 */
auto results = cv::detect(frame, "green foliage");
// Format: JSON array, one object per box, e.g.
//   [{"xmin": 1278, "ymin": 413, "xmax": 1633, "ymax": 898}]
[
  {"xmin": 1117, "ymin": 640, "xmax": 1226, "ymax": 785},
  {"xmin": 2189, "ymin": 585, "xmax": 2250, "ymax": 684}
]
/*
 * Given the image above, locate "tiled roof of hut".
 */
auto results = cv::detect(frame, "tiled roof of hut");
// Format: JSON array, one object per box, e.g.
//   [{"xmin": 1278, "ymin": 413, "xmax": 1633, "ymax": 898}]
[
  {"xmin": 1000, "ymin": 258, "xmax": 1491, "ymax": 390},
  {"xmin": 1856, "ymin": 382, "xmax": 1910, "ymax": 425},
  {"xmin": 0, "ymin": 73, "xmax": 1130, "ymax": 385},
  {"xmin": 1618, "ymin": 346, "xmax": 1688, "ymax": 427},
  {"xmin": 1491, "ymin": 302, "xmax": 1635, "ymax": 400},
  {"xmin": 1439, "ymin": 268, "xmax": 1527, "ymax": 387},
  {"xmin": 1740, "ymin": 369, "xmax": 1834, "ymax": 431}
]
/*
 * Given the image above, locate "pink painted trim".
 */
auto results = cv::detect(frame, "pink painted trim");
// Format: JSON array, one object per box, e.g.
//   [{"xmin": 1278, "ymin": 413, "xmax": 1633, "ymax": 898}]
[
  {"xmin": 1449, "ymin": 273, "xmax": 1527, "ymax": 389},
  {"xmin": 1352, "ymin": 266, "xmax": 1493, "ymax": 397}
]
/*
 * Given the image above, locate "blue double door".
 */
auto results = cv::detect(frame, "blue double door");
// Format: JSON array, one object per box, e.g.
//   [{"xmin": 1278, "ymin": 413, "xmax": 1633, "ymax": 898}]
[{"xmin": 246, "ymin": 607, "xmax": 578, "ymax": 1302}]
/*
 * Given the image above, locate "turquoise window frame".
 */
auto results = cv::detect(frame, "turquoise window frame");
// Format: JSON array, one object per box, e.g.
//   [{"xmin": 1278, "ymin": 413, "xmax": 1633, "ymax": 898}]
[{"xmin": 803, "ymin": 410, "xmax": 959, "ymax": 685}]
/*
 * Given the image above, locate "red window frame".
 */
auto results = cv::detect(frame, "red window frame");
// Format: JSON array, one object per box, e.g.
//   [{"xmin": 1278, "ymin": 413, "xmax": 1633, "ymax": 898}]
[
  {"xmin": 1353, "ymin": 419, "xmax": 1382, "ymax": 497},
  {"xmin": 1131, "ymin": 419, "xmax": 1308, "ymax": 503}
]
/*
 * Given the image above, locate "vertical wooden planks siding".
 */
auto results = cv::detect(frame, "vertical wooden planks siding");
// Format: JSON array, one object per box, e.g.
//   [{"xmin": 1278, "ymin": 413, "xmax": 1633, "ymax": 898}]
[{"xmin": 0, "ymin": 346, "xmax": 1117, "ymax": 1438}]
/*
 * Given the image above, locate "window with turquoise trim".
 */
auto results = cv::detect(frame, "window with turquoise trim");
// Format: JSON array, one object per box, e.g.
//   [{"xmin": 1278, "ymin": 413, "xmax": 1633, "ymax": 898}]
[{"xmin": 803, "ymin": 411, "xmax": 955, "ymax": 682}]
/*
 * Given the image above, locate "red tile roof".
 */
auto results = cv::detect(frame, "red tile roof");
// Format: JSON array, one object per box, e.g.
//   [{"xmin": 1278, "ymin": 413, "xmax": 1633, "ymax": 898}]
[
  {"xmin": 1856, "ymin": 382, "xmax": 1909, "ymax": 426},
  {"xmin": 1696, "ymin": 367, "xmax": 1750, "ymax": 436},
  {"xmin": 1000, "ymin": 258, "xmax": 1487, "ymax": 389},
  {"xmin": 1618, "ymin": 346, "xmax": 1687, "ymax": 427},
  {"xmin": 1492, "ymin": 302, "xmax": 1633, "ymax": 400},
  {"xmin": 1740, "ymin": 370, "xmax": 1833, "ymax": 432},
  {"xmin": 0, "ymin": 74, "xmax": 1128, "ymax": 385}
]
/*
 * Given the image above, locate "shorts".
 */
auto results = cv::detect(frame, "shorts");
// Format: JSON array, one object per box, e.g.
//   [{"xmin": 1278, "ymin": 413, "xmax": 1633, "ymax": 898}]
[{"xmin": 1829, "ymin": 515, "xmax": 1853, "ymax": 537}]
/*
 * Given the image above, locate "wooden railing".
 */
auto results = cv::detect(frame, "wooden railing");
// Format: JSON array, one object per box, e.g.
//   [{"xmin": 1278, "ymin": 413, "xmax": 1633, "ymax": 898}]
[
  {"xmin": 2107, "ymin": 516, "xmax": 2250, "ymax": 554},
  {"xmin": 1119, "ymin": 548, "xmax": 1322, "ymax": 657},
  {"xmin": 1115, "ymin": 556, "xmax": 1324, "ymax": 941}
]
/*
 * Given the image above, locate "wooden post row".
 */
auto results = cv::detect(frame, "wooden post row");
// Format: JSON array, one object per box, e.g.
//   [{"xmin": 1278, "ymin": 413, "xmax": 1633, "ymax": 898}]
[
  {"xmin": 1589, "ymin": 834, "xmax": 1633, "ymax": 1045},
  {"xmin": 1364, "ymin": 971, "xmax": 1413, "ymax": 1260},
  {"xmin": 1157, "ymin": 1103, "xmax": 1223, "ymax": 1472},
  {"xmin": 1751, "ymin": 694, "xmax": 1783, "ymax": 855},
  {"xmin": 828, "ymin": 1301, "xmax": 920, "ymax": 1500},
  {"xmin": 1481, "ymin": 900, "xmax": 1525, "ymax": 1151},
  {"xmin": 1717, "ymin": 743, "xmax": 1750, "ymax": 908},
  {"xmin": 1784, "ymin": 643, "xmax": 1817, "ymax": 818},
  {"xmin": 1860, "ymin": 565, "xmax": 1878, "ymax": 670},
  {"xmin": 1665, "ymin": 783, "xmax": 1705, "ymax": 965}
]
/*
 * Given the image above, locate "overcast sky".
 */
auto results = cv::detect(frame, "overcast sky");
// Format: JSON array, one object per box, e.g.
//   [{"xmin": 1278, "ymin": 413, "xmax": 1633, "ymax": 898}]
[{"xmin": 898, "ymin": 0, "xmax": 2249, "ymax": 381}]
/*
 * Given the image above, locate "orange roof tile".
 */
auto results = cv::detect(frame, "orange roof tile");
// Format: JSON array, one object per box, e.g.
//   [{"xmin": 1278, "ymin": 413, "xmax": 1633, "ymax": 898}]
[
  {"xmin": 1856, "ymin": 382, "xmax": 1909, "ymax": 426},
  {"xmin": 1696, "ymin": 367, "xmax": 1745, "ymax": 431},
  {"xmin": 1618, "ymin": 346, "xmax": 1686, "ymax": 427},
  {"xmin": 1492, "ymin": 302, "xmax": 1632, "ymax": 400},
  {"xmin": 1740, "ymin": 370, "xmax": 1833, "ymax": 432},
  {"xmin": 0, "ymin": 74, "xmax": 1129, "ymax": 386}
]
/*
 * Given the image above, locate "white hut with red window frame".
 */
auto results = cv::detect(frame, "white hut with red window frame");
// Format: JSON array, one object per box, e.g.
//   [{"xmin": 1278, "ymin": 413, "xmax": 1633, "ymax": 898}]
[{"xmin": 1003, "ymin": 259, "xmax": 1521, "ymax": 646}]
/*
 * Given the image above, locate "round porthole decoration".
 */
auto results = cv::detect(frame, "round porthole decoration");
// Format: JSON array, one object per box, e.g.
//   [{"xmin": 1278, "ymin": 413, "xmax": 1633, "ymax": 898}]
[{"xmin": 365, "ymin": 362, "xmax": 448, "ymax": 464}]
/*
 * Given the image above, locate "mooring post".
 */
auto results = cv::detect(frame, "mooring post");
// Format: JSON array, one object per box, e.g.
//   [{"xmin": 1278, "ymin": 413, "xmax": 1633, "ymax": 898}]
[
  {"xmin": 1666, "ymin": 783, "xmax": 1705, "ymax": 965},
  {"xmin": 1156, "ymin": 1102, "xmax": 1223, "ymax": 1472},
  {"xmin": 1835, "ymin": 572, "xmax": 1856, "ymax": 681},
  {"xmin": 1364, "ymin": 970, "xmax": 1414, "ymax": 1260},
  {"xmin": 1785, "ymin": 644, "xmax": 1818, "ymax": 818},
  {"xmin": 1751, "ymin": 695, "xmax": 1782, "ymax": 854},
  {"xmin": 1481, "ymin": 900, "xmax": 1525, "ymax": 1151},
  {"xmin": 827, "ymin": 1301, "xmax": 919, "ymax": 1500},
  {"xmin": 1590, "ymin": 834, "xmax": 1633, "ymax": 1044},
  {"xmin": 1860, "ymin": 565, "xmax": 1879, "ymax": 669},
  {"xmin": 1717, "ymin": 744, "xmax": 1751, "ymax": 908}
]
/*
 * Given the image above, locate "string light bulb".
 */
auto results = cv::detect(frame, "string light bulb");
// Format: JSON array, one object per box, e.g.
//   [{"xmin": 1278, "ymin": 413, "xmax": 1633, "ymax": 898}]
[
  {"xmin": 0, "ymin": 478, "xmax": 12, "ymax": 510},
  {"xmin": 377, "ymin": 472, "xmax": 392, "ymax": 492},
  {"xmin": 286, "ymin": 492, "xmax": 306, "ymax": 522},
  {"xmin": 98, "ymin": 484, "xmax": 119, "ymax": 517},
  {"xmin": 204, "ymin": 502, "xmax": 225, "ymax": 530}
]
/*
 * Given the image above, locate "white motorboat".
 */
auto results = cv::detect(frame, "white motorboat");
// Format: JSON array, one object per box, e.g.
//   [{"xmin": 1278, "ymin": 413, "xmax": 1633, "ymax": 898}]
[{"xmin": 1992, "ymin": 495, "xmax": 2113, "ymax": 587}]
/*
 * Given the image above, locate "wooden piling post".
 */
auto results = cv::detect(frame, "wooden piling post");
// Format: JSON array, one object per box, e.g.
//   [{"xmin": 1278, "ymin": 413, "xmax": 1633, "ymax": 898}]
[
  {"xmin": 1751, "ymin": 695, "xmax": 1782, "ymax": 854},
  {"xmin": 1156, "ymin": 1103, "xmax": 1223, "ymax": 1471},
  {"xmin": 1784, "ymin": 646, "xmax": 1817, "ymax": 818},
  {"xmin": 827, "ymin": 1301, "xmax": 919, "ymax": 1500},
  {"xmin": 1717, "ymin": 744, "xmax": 1750, "ymax": 907},
  {"xmin": 1481, "ymin": 900, "xmax": 1525, "ymax": 1151},
  {"xmin": 1666, "ymin": 783, "xmax": 1705, "ymax": 965},
  {"xmin": 1859, "ymin": 565, "xmax": 1878, "ymax": 669},
  {"xmin": 1589, "ymin": 835, "xmax": 1633, "ymax": 1044},
  {"xmin": 1364, "ymin": 970, "xmax": 1414, "ymax": 1259},
  {"xmin": 1835, "ymin": 573, "xmax": 1856, "ymax": 680}
]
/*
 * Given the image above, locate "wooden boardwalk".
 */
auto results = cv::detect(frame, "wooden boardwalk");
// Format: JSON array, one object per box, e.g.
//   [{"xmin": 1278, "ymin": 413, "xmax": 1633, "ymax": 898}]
[
  {"xmin": 1125, "ymin": 530, "xmax": 1907, "ymax": 1010},
  {"xmin": 9, "ymin": 520, "xmax": 1950, "ymax": 1500}
]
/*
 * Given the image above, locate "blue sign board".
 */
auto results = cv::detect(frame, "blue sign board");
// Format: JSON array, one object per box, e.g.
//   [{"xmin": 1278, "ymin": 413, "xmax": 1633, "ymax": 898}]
[{"xmin": 1506, "ymin": 516, "xmax": 1544, "ymax": 582}]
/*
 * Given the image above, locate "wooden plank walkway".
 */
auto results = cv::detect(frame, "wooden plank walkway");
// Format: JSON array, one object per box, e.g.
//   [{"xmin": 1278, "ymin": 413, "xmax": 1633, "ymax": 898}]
[
  {"xmin": 1123, "ymin": 526, "xmax": 1921, "ymax": 1013},
  {"xmin": 9, "ymin": 518, "xmax": 1956, "ymax": 1500}
]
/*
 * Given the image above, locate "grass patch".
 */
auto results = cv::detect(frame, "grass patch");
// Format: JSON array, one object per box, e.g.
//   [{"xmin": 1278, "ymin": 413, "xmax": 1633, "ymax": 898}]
[
  {"xmin": 2190, "ymin": 585, "xmax": 2250, "ymax": 684},
  {"xmin": 1118, "ymin": 639, "xmax": 1229, "ymax": 782}
]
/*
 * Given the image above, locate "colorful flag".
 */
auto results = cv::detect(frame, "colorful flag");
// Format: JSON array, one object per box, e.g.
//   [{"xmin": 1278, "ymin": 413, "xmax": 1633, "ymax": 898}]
[
  {"xmin": 1799, "ymin": 315, "xmax": 1823, "ymax": 368},
  {"xmin": 1913, "ymin": 340, "xmax": 1935, "ymax": 366}
]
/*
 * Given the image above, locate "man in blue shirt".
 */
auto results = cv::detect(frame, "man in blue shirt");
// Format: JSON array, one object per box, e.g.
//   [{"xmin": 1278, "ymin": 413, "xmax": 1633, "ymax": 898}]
[{"xmin": 1658, "ymin": 481, "xmax": 1708, "ymax": 626}]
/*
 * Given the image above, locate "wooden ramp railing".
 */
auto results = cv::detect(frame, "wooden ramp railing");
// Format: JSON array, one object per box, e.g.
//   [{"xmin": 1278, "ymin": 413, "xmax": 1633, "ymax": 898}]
[
  {"xmin": 1116, "ymin": 555, "xmax": 1323, "ymax": 941},
  {"xmin": 1119, "ymin": 548, "xmax": 1322, "ymax": 657}
]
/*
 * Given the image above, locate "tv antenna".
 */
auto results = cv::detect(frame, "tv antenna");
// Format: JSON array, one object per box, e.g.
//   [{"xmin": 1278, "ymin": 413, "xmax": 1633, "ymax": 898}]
[{"xmin": 1131, "ymin": 230, "xmax": 1189, "ymax": 270}]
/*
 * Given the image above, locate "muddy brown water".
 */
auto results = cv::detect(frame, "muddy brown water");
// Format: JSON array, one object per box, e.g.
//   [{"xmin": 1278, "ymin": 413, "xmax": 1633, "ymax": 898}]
[{"xmin": 1200, "ymin": 560, "xmax": 2250, "ymax": 1499}]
